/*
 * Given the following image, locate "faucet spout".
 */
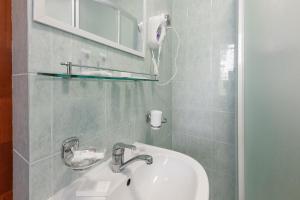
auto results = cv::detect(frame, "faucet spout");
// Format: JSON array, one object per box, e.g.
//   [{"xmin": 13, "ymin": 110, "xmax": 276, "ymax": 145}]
[{"xmin": 119, "ymin": 155, "xmax": 153, "ymax": 171}]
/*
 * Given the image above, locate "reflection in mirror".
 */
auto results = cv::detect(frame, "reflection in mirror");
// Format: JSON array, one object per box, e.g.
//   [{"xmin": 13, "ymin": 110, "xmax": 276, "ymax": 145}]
[
  {"xmin": 79, "ymin": 0, "xmax": 119, "ymax": 42},
  {"xmin": 116, "ymin": 0, "xmax": 143, "ymax": 51},
  {"xmin": 45, "ymin": 0, "xmax": 73, "ymax": 25},
  {"xmin": 120, "ymin": 13, "xmax": 140, "ymax": 50},
  {"xmin": 79, "ymin": 0, "xmax": 143, "ymax": 51},
  {"xmin": 34, "ymin": 0, "xmax": 145, "ymax": 57}
]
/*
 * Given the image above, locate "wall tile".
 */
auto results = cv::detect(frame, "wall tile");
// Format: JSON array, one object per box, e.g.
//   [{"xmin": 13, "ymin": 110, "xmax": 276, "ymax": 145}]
[
  {"xmin": 148, "ymin": 0, "xmax": 172, "ymax": 16},
  {"xmin": 173, "ymin": 133, "xmax": 215, "ymax": 172},
  {"xmin": 71, "ymin": 35, "xmax": 107, "ymax": 73},
  {"xmin": 30, "ymin": 158, "xmax": 52, "ymax": 200},
  {"xmin": 134, "ymin": 118, "xmax": 151, "ymax": 144},
  {"xmin": 134, "ymin": 82, "xmax": 153, "ymax": 110},
  {"xmin": 52, "ymin": 79, "xmax": 106, "ymax": 153},
  {"xmin": 12, "ymin": 0, "xmax": 28, "ymax": 75},
  {"xmin": 173, "ymin": 80, "xmax": 213, "ymax": 111},
  {"xmin": 185, "ymin": 135, "xmax": 214, "ymax": 171},
  {"xmin": 172, "ymin": 133, "xmax": 187, "ymax": 154},
  {"xmin": 29, "ymin": 75, "xmax": 52, "ymax": 162},
  {"xmin": 107, "ymin": 122, "xmax": 135, "ymax": 150},
  {"xmin": 106, "ymin": 47, "xmax": 145, "ymax": 73},
  {"xmin": 212, "ymin": 80, "xmax": 237, "ymax": 113},
  {"xmin": 213, "ymin": 141, "xmax": 236, "ymax": 177},
  {"xmin": 51, "ymin": 29, "xmax": 74, "ymax": 73},
  {"xmin": 152, "ymin": 84, "xmax": 172, "ymax": 109},
  {"xmin": 13, "ymin": 75, "xmax": 29, "ymax": 160},
  {"xmin": 105, "ymin": 82, "xmax": 136, "ymax": 130},
  {"xmin": 173, "ymin": 109, "xmax": 213, "ymax": 140},
  {"xmin": 212, "ymin": 0, "xmax": 237, "ymax": 45},
  {"xmin": 13, "ymin": 151, "xmax": 29, "ymax": 200},
  {"xmin": 28, "ymin": 23, "xmax": 53, "ymax": 73},
  {"xmin": 213, "ymin": 111, "xmax": 236, "ymax": 144}
]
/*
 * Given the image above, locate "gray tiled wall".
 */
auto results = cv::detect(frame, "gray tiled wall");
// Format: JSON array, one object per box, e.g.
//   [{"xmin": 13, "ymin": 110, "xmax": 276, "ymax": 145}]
[
  {"xmin": 171, "ymin": 0, "xmax": 238, "ymax": 200},
  {"xmin": 13, "ymin": 0, "xmax": 238, "ymax": 199},
  {"xmin": 13, "ymin": 0, "xmax": 172, "ymax": 199}
]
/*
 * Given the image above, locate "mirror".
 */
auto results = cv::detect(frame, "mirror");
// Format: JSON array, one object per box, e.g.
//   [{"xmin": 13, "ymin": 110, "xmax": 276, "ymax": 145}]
[
  {"xmin": 34, "ymin": 0, "xmax": 146, "ymax": 57},
  {"xmin": 45, "ymin": 0, "xmax": 74, "ymax": 25},
  {"xmin": 79, "ymin": 1, "xmax": 119, "ymax": 43}
]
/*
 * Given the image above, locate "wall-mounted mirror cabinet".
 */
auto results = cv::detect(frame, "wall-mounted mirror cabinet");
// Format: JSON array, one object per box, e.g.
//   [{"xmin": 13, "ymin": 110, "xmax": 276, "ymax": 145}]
[{"xmin": 34, "ymin": 0, "xmax": 146, "ymax": 57}]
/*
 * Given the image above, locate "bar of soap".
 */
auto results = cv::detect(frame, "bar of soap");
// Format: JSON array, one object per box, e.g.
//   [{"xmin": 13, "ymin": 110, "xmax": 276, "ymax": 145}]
[{"xmin": 71, "ymin": 150, "xmax": 105, "ymax": 163}]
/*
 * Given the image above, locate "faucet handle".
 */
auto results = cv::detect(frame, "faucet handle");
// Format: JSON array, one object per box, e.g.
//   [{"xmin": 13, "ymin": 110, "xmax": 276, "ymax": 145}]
[
  {"xmin": 113, "ymin": 143, "xmax": 136, "ymax": 151},
  {"xmin": 112, "ymin": 143, "xmax": 136, "ymax": 156}
]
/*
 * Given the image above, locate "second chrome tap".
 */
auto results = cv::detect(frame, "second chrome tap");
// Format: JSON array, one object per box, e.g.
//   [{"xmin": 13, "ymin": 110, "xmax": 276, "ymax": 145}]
[{"xmin": 111, "ymin": 143, "xmax": 153, "ymax": 173}]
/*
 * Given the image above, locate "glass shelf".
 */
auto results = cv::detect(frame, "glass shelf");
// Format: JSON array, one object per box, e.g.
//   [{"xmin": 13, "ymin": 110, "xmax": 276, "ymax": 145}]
[{"xmin": 37, "ymin": 72, "xmax": 158, "ymax": 82}]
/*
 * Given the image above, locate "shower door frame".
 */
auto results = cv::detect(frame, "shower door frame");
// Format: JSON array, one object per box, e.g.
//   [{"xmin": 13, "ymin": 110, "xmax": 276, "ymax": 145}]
[{"xmin": 237, "ymin": 0, "xmax": 245, "ymax": 199}]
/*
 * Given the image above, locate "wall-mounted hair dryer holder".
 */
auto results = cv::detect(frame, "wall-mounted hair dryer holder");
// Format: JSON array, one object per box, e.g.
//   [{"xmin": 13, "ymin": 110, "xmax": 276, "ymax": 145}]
[
  {"xmin": 148, "ymin": 13, "xmax": 171, "ymax": 76},
  {"xmin": 148, "ymin": 13, "xmax": 170, "ymax": 50}
]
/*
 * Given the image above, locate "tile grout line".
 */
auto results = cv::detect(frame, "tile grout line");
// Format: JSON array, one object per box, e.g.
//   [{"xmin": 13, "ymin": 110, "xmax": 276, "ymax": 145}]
[
  {"xmin": 12, "ymin": 73, "xmax": 29, "ymax": 77},
  {"xmin": 50, "ymin": 75, "xmax": 54, "ymax": 196},
  {"xmin": 30, "ymin": 151, "xmax": 60, "ymax": 166},
  {"xmin": 13, "ymin": 149, "xmax": 30, "ymax": 165}
]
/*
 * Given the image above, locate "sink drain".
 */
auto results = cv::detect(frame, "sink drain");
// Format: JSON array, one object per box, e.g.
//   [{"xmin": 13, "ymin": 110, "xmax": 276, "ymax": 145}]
[{"xmin": 127, "ymin": 178, "xmax": 131, "ymax": 186}]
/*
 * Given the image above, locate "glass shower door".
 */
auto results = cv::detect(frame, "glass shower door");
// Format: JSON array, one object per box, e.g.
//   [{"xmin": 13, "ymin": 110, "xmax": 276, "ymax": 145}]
[{"xmin": 244, "ymin": 0, "xmax": 300, "ymax": 199}]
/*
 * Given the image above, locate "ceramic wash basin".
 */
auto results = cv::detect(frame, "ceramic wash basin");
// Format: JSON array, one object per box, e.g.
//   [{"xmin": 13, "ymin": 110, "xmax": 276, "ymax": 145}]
[{"xmin": 49, "ymin": 143, "xmax": 209, "ymax": 200}]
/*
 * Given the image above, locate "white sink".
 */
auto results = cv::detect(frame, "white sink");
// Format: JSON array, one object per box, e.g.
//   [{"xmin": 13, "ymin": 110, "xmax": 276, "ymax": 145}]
[{"xmin": 49, "ymin": 143, "xmax": 209, "ymax": 200}]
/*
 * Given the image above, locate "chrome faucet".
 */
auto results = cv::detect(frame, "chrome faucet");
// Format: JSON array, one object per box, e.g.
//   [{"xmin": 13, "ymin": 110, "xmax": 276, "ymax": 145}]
[{"xmin": 111, "ymin": 143, "xmax": 153, "ymax": 173}]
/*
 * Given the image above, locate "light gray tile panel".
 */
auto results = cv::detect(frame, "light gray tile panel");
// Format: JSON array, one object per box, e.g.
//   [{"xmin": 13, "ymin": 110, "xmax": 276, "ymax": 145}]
[
  {"xmin": 172, "ymin": 133, "xmax": 187, "ymax": 154},
  {"xmin": 51, "ymin": 29, "xmax": 74, "ymax": 73},
  {"xmin": 134, "ymin": 118, "xmax": 151, "ymax": 144},
  {"xmin": 213, "ymin": 141, "xmax": 236, "ymax": 177},
  {"xmin": 30, "ymin": 158, "xmax": 52, "ymax": 200},
  {"xmin": 173, "ymin": 133, "xmax": 214, "ymax": 171},
  {"xmin": 29, "ymin": 75, "xmax": 52, "ymax": 162},
  {"xmin": 12, "ymin": 0, "xmax": 28, "ymax": 74},
  {"xmin": 213, "ymin": 111, "xmax": 236, "ymax": 144},
  {"xmin": 107, "ymin": 122, "xmax": 135, "ymax": 148},
  {"xmin": 152, "ymin": 84, "xmax": 172, "ymax": 109},
  {"xmin": 212, "ymin": 79, "xmax": 237, "ymax": 113},
  {"xmin": 185, "ymin": 135, "xmax": 214, "ymax": 171},
  {"xmin": 28, "ymin": 23, "xmax": 53, "ymax": 73},
  {"xmin": 105, "ymin": 82, "xmax": 136, "ymax": 130},
  {"xmin": 13, "ymin": 75, "xmax": 29, "ymax": 160},
  {"xmin": 13, "ymin": 151, "xmax": 29, "ymax": 200},
  {"xmin": 71, "ymin": 35, "xmax": 107, "ymax": 71},
  {"xmin": 212, "ymin": 0, "xmax": 237, "ymax": 45},
  {"xmin": 173, "ymin": 109, "xmax": 213, "ymax": 140},
  {"xmin": 52, "ymin": 78, "xmax": 106, "ymax": 153},
  {"xmin": 173, "ymin": 80, "xmax": 214, "ymax": 111}
]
